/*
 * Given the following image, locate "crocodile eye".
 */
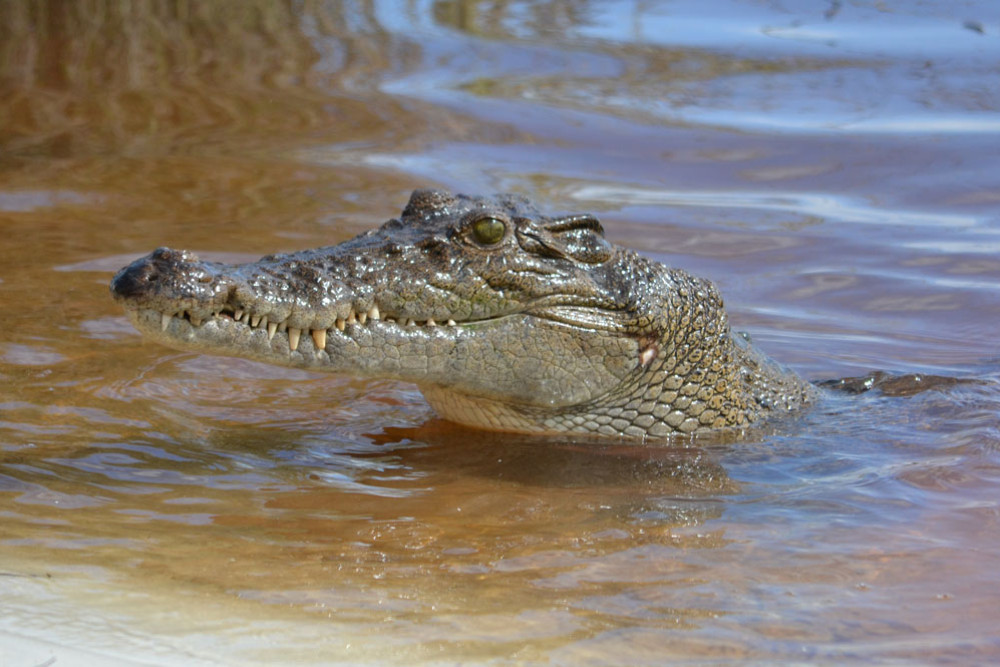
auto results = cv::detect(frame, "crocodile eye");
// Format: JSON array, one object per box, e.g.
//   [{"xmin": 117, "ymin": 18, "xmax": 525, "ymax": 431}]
[{"xmin": 470, "ymin": 216, "xmax": 506, "ymax": 246}]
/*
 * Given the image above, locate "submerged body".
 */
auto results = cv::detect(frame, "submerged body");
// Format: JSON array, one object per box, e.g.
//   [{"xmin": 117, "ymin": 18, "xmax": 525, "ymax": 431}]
[{"xmin": 110, "ymin": 189, "xmax": 813, "ymax": 440}]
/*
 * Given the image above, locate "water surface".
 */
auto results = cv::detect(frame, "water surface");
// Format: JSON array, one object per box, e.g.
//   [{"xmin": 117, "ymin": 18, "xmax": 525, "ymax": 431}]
[{"xmin": 1, "ymin": 1, "xmax": 999, "ymax": 664}]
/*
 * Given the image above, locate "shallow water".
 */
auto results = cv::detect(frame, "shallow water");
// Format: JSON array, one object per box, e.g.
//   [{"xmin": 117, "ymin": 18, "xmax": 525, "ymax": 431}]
[{"xmin": 2, "ymin": 1, "xmax": 1000, "ymax": 664}]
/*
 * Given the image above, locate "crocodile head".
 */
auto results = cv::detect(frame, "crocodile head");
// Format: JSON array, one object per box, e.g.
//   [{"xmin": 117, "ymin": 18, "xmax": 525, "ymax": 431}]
[{"xmin": 111, "ymin": 189, "xmax": 811, "ymax": 439}]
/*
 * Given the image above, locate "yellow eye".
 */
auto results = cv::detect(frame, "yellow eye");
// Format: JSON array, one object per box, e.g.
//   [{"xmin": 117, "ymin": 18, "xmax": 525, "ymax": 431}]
[{"xmin": 471, "ymin": 216, "xmax": 506, "ymax": 245}]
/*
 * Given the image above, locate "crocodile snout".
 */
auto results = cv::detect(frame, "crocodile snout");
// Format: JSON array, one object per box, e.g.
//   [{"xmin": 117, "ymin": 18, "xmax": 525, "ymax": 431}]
[
  {"xmin": 111, "ymin": 248, "xmax": 167, "ymax": 300},
  {"xmin": 110, "ymin": 247, "xmax": 218, "ymax": 305}
]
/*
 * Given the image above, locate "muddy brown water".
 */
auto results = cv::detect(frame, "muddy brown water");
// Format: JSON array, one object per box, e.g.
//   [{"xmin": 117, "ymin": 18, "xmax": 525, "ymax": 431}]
[{"xmin": 2, "ymin": 2, "xmax": 999, "ymax": 665}]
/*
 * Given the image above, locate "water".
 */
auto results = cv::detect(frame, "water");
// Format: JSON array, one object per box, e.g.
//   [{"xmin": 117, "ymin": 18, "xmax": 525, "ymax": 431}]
[{"xmin": 1, "ymin": 1, "xmax": 999, "ymax": 664}]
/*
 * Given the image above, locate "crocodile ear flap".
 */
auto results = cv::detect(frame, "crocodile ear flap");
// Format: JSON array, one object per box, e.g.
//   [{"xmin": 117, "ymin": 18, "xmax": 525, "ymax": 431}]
[{"xmin": 540, "ymin": 215, "xmax": 613, "ymax": 264}]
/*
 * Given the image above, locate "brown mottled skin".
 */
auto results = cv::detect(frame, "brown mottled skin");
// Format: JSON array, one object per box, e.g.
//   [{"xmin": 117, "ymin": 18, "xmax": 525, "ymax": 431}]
[{"xmin": 110, "ymin": 189, "xmax": 813, "ymax": 440}]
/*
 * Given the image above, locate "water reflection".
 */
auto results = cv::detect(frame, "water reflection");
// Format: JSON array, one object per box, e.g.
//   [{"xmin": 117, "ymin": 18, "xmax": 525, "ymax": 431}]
[
  {"xmin": 374, "ymin": 421, "xmax": 736, "ymax": 491},
  {"xmin": 0, "ymin": 0, "xmax": 390, "ymax": 156}
]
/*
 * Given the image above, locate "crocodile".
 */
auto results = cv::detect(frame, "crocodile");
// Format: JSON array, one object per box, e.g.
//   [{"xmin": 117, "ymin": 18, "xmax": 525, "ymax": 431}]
[{"xmin": 110, "ymin": 189, "xmax": 813, "ymax": 440}]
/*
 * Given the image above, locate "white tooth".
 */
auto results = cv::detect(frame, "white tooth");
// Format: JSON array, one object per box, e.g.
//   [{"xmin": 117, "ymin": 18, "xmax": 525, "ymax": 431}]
[
  {"xmin": 161, "ymin": 313, "xmax": 172, "ymax": 331},
  {"xmin": 234, "ymin": 309, "xmax": 243, "ymax": 321},
  {"xmin": 358, "ymin": 311, "xmax": 367, "ymax": 324},
  {"xmin": 190, "ymin": 315, "xmax": 202, "ymax": 327},
  {"xmin": 242, "ymin": 312, "xmax": 251, "ymax": 324},
  {"xmin": 368, "ymin": 305, "xmax": 380, "ymax": 321},
  {"xmin": 267, "ymin": 322, "xmax": 277, "ymax": 340},
  {"xmin": 447, "ymin": 319, "xmax": 457, "ymax": 326},
  {"xmin": 426, "ymin": 318, "xmax": 436, "ymax": 326},
  {"xmin": 288, "ymin": 327, "xmax": 301, "ymax": 351},
  {"xmin": 312, "ymin": 329, "xmax": 326, "ymax": 350},
  {"xmin": 347, "ymin": 310, "xmax": 357, "ymax": 324},
  {"xmin": 251, "ymin": 315, "xmax": 261, "ymax": 327},
  {"xmin": 335, "ymin": 318, "xmax": 346, "ymax": 332},
  {"xmin": 406, "ymin": 319, "xmax": 416, "ymax": 327},
  {"xmin": 385, "ymin": 317, "xmax": 395, "ymax": 324}
]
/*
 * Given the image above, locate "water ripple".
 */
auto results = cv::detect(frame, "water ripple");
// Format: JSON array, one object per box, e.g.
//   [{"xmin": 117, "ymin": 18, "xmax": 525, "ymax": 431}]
[{"xmin": 569, "ymin": 184, "xmax": 981, "ymax": 228}]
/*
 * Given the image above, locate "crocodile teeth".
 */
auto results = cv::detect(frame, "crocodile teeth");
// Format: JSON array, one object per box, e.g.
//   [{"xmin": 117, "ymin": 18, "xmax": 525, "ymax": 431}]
[
  {"xmin": 312, "ymin": 329, "xmax": 326, "ymax": 351},
  {"xmin": 242, "ymin": 312, "xmax": 251, "ymax": 324},
  {"xmin": 347, "ymin": 310, "xmax": 357, "ymax": 324},
  {"xmin": 251, "ymin": 314, "xmax": 261, "ymax": 327},
  {"xmin": 426, "ymin": 318, "xmax": 436, "ymax": 326},
  {"xmin": 288, "ymin": 327, "xmax": 301, "ymax": 351},
  {"xmin": 405, "ymin": 318, "xmax": 416, "ymax": 326},
  {"xmin": 267, "ymin": 321, "xmax": 277, "ymax": 340},
  {"xmin": 357, "ymin": 310, "xmax": 367, "ymax": 324},
  {"xmin": 189, "ymin": 314, "xmax": 202, "ymax": 327},
  {"xmin": 161, "ymin": 313, "xmax": 172, "ymax": 331},
  {"xmin": 368, "ymin": 305, "xmax": 380, "ymax": 321},
  {"xmin": 447, "ymin": 319, "xmax": 457, "ymax": 326},
  {"xmin": 335, "ymin": 318, "xmax": 346, "ymax": 332},
  {"xmin": 234, "ymin": 309, "xmax": 243, "ymax": 321}
]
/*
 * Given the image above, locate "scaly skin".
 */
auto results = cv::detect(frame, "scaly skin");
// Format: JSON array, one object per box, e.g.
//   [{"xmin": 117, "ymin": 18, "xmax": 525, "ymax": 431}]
[{"xmin": 110, "ymin": 189, "xmax": 813, "ymax": 440}]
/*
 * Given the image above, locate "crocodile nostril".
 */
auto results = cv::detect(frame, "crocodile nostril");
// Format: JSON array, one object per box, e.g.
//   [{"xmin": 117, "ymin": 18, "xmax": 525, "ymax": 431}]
[{"xmin": 110, "ymin": 257, "xmax": 161, "ymax": 299}]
